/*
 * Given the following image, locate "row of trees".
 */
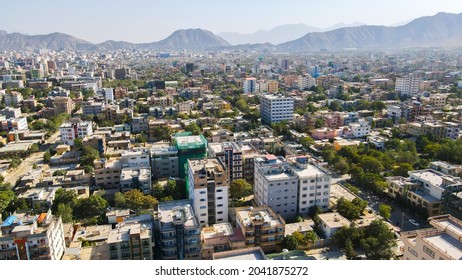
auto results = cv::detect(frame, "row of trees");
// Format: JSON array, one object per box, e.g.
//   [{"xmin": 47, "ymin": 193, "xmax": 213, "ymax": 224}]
[
  {"xmin": 281, "ymin": 231, "xmax": 318, "ymax": 251},
  {"xmin": 334, "ymin": 219, "xmax": 396, "ymax": 260}
]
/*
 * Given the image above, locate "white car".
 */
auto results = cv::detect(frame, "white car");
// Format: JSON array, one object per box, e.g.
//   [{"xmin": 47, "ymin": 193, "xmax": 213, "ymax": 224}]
[{"xmin": 409, "ymin": 219, "xmax": 420, "ymax": 227}]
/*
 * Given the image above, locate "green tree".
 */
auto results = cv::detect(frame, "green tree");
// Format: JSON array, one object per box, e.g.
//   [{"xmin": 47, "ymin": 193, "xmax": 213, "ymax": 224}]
[
  {"xmin": 345, "ymin": 239, "xmax": 357, "ymax": 260},
  {"xmin": 80, "ymin": 146, "xmax": 99, "ymax": 172},
  {"xmin": 378, "ymin": 204, "xmax": 392, "ymax": 220},
  {"xmin": 184, "ymin": 123, "xmax": 201, "ymax": 135},
  {"xmin": 281, "ymin": 235, "xmax": 298, "ymax": 251},
  {"xmin": 51, "ymin": 189, "xmax": 78, "ymax": 213},
  {"xmin": 304, "ymin": 231, "xmax": 318, "ymax": 244},
  {"xmin": 292, "ymin": 231, "xmax": 306, "ymax": 246},
  {"xmin": 29, "ymin": 143, "xmax": 39, "ymax": 153},
  {"xmin": 333, "ymin": 226, "xmax": 365, "ymax": 249},
  {"xmin": 113, "ymin": 192, "xmax": 126, "ymax": 208},
  {"xmin": 359, "ymin": 155, "xmax": 384, "ymax": 173},
  {"xmin": 329, "ymin": 100, "xmax": 342, "ymax": 111},
  {"xmin": 74, "ymin": 195, "xmax": 109, "ymax": 223},
  {"xmin": 334, "ymin": 157, "xmax": 350, "ymax": 174},
  {"xmin": 392, "ymin": 163, "xmax": 414, "ymax": 177},
  {"xmin": 361, "ymin": 220, "xmax": 396, "ymax": 260},
  {"xmin": 0, "ymin": 189, "xmax": 15, "ymax": 214},
  {"xmin": 73, "ymin": 139, "xmax": 84, "ymax": 151},
  {"xmin": 124, "ymin": 189, "xmax": 158, "ymax": 211},
  {"xmin": 229, "ymin": 179, "xmax": 253, "ymax": 200},
  {"xmin": 57, "ymin": 203, "xmax": 73, "ymax": 223},
  {"xmin": 43, "ymin": 151, "xmax": 51, "ymax": 163}
]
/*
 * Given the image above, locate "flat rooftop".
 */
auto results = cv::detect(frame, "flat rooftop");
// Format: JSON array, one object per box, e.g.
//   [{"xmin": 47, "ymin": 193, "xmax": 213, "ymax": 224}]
[
  {"xmin": 290, "ymin": 163, "xmax": 326, "ymax": 178},
  {"xmin": 424, "ymin": 234, "xmax": 462, "ymax": 260},
  {"xmin": 237, "ymin": 207, "xmax": 284, "ymax": 228},
  {"xmin": 202, "ymin": 223, "xmax": 234, "ymax": 240},
  {"xmin": 318, "ymin": 212, "xmax": 350, "ymax": 229},
  {"xmin": 158, "ymin": 199, "xmax": 198, "ymax": 229},
  {"xmin": 213, "ymin": 247, "xmax": 266, "ymax": 260},
  {"xmin": 409, "ymin": 170, "xmax": 444, "ymax": 188},
  {"xmin": 107, "ymin": 223, "xmax": 151, "ymax": 244},
  {"xmin": 188, "ymin": 157, "xmax": 225, "ymax": 174}
]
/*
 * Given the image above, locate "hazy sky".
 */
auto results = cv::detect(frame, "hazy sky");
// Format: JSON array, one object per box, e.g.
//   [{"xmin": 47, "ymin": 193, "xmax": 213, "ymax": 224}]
[{"xmin": 1, "ymin": 0, "xmax": 462, "ymax": 43}]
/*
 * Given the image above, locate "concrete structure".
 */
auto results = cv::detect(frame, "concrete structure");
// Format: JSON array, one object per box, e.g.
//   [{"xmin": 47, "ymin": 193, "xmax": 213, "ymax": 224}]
[
  {"xmin": 0, "ymin": 117, "xmax": 28, "ymax": 132},
  {"xmin": 94, "ymin": 158, "xmax": 122, "ymax": 190},
  {"xmin": 173, "ymin": 134, "xmax": 208, "ymax": 178},
  {"xmin": 83, "ymin": 134, "xmax": 106, "ymax": 155},
  {"xmin": 150, "ymin": 144, "xmax": 179, "ymax": 179},
  {"xmin": 253, "ymin": 155, "xmax": 299, "ymax": 220},
  {"xmin": 120, "ymin": 149, "xmax": 150, "ymax": 169},
  {"xmin": 208, "ymin": 142, "xmax": 242, "ymax": 182},
  {"xmin": 289, "ymin": 156, "xmax": 332, "ymax": 213},
  {"xmin": 102, "ymin": 88, "xmax": 114, "ymax": 102},
  {"xmin": 259, "ymin": 94, "xmax": 294, "ymax": 125},
  {"xmin": 82, "ymin": 99, "xmax": 104, "ymax": 115},
  {"xmin": 53, "ymin": 97, "xmax": 73, "ymax": 115},
  {"xmin": 107, "ymin": 222, "xmax": 153, "ymax": 260},
  {"xmin": 3, "ymin": 91, "xmax": 23, "ymax": 106},
  {"xmin": 395, "ymin": 75, "xmax": 420, "ymax": 96},
  {"xmin": 297, "ymin": 74, "xmax": 316, "ymax": 90},
  {"xmin": 243, "ymin": 77, "xmax": 256, "ymax": 94},
  {"xmin": 187, "ymin": 158, "xmax": 229, "ymax": 226},
  {"xmin": 400, "ymin": 215, "xmax": 462, "ymax": 260},
  {"xmin": 120, "ymin": 168, "xmax": 151, "ymax": 194},
  {"xmin": 317, "ymin": 212, "xmax": 351, "ymax": 239},
  {"xmin": 155, "ymin": 200, "xmax": 201, "ymax": 260},
  {"xmin": 0, "ymin": 211, "xmax": 65, "ymax": 260},
  {"xmin": 235, "ymin": 206, "xmax": 285, "ymax": 253},
  {"xmin": 59, "ymin": 121, "xmax": 93, "ymax": 146},
  {"xmin": 201, "ymin": 222, "xmax": 245, "ymax": 259},
  {"xmin": 209, "ymin": 129, "xmax": 234, "ymax": 143},
  {"xmin": 0, "ymin": 107, "xmax": 21, "ymax": 119},
  {"xmin": 213, "ymin": 247, "xmax": 266, "ymax": 260}
]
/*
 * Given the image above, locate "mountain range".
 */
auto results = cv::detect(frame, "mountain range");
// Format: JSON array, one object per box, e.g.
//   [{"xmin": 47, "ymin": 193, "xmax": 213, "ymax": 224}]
[
  {"xmin": 217, "ymin": 22, "xmax": 365, "ymax": 45},
  {"xmin": 0, "ymin": 12, "xmax": 462, "ymax": 52}
]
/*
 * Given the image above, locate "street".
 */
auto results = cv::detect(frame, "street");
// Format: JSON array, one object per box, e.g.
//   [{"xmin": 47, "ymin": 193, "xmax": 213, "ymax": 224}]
[{"xmin": 3, "ymin": 131, "xmax": 60, "ymax": 187}]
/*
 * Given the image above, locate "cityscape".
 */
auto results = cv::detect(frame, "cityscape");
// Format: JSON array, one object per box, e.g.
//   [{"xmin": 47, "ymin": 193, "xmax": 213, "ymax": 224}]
[{"xmin": 1, "ymin": 6, "xmax": 462, "ymax": 262}]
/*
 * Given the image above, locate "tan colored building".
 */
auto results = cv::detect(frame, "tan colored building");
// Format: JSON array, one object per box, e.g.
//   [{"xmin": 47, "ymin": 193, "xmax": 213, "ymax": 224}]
[
  {"xmin": 201, "ymin": 222, "xmax": 245, "ymax": 259},
  {"xmin": 400, "ymin": 215, "xmax": 462, "ymax": 260},
  {"xmin": 83, "ymin": 134, "xmax": 106, "ymax": 155},
  {"xmin": 235, "ymin": 206, "xmax": 285, "ymax": 253},
  {"xmin": 53, "ymin": 96, "xmax": 73, "ymax": 115},
  {"xmin": 94, "ymin": 158, "xmax": 122, "ymax": 190}
]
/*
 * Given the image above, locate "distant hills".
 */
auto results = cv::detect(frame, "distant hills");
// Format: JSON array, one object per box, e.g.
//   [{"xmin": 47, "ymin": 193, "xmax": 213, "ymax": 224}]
[
  {"xmin": 218, "ymin": 22, "xmax": 365, "ymax": 45},
  {"xmin": 1, "ymin": 12, "xmax": 462, "ymax": 52},
  {"xmin": 278, "ymin": 12, "xmax": 462, "ymax": 51}
]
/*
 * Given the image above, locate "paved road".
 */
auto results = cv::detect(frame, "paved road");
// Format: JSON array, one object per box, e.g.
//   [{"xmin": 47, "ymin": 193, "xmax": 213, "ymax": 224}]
[{"xmin": 3, "ymin": 131, "xmax": 60, "ymax": 187}]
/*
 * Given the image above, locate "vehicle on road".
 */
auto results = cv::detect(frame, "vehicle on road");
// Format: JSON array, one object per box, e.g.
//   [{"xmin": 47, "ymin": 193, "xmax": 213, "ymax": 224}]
[{"xmin": 409, "ymin": 219, "xmax": 420, "ymax": 227}]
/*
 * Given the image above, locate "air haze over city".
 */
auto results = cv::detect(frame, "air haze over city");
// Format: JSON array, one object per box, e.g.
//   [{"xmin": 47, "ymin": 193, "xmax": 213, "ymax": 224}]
[
  {"xmin": 0, "ymin": 0, "xmax": 462, "ymax": 273},
  {"xmin": 1, "ymin": 0, "xmax": 462, "ymax": 43}
]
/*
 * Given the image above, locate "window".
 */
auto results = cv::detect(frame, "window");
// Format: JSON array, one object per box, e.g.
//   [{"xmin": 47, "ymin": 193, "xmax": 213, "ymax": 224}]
[
  {"xmin": 303, "ymin": 180, "xmax": 308, "ymax": 183},
  {"xmin": 423, "ymin": 246, "xmax": 435, "ymax": 258},
  {"xmin": 200, "ymin": 213, "xmax": 206, "ymax": 216},
  {"xmin": 200, "ymin": 206, "xmax": 206, "ymax": 209},
  {"xmin": 302, "ymin": 187, "xmax": 307, "ymax": 191},
  {"xmin": 407, "ymin": 247, "xmax": 418, "ymax": 257},
  {"xmin": 324, "ymin": 185, "xmax": 329, "ymax": 188},
  {"xmin": 217, "ymin": 204, "xmax": 223, "ymax": 207},
  {"xmin": 217, "ymin": 189, "xmax": 223, "ymax": 193}
]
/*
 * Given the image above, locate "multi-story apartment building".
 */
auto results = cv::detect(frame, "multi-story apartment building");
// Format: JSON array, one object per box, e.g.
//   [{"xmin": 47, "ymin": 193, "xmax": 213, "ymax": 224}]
[
  {"xmin": 259, "ymin": 94, "xmax": 294, "ymax": 125},
  {"xmin": 0, "ymin": 117, "xmax": 28, "ymax": 132},
  {"xmin": 120, "ymin": 149, "xmax": 150, "ymax": 169},
  {"xmin": 155, "ymin": 200, "xmax": 201, "ymax": 260},
  {"xmin": 386, "ymin": 168, "xmax": 462, "ymax": 217},
  {"xmin": 400, "ymin": 215, "xmax": 462, "ymax": 260},
  {"xmin": 94, "ymin": 158, "xmax": 122, "ymax": 190},
  {"xmin": 0, "ymin": 211, "xmax": 65, "ymax": 260},
  {"xmin": 208, "ymin": 142, "xmax": 242, "ymax": 182},
  {"xmin": 297, "ymin": 74, "xmax": 316, "ymax": 90},
  {"xmin": 241, "ymin": 144, "xmax": 261, "ymax": 185},
  {"xmin": 82, "ymin": 99, "xmax": 104, "ymax": 115},
  {"xmin": 200, "ymin": 222, "xmax": 245, "ymax": 260},
  {"xmin": 243, "ymin": 77, "xmax": 256, "ymax": 94},
  {"xmin": 254, "ymin": 155, "xmax": 332, "ymax": 220},
  {"xmin": 120, "ymin": 168, "xmax": 151, "ymax": 194},
  {"xmin": 187, "ymin": 158, "xmax": 229, "ymax": 226},
  {"xmin": 348, "ymin": 119, "xmax": 371, "ymax": 138},
  {"xmin": 3, "ymin": 91, "xmax": 23, "ymax": 106},
  {"xmin": 107, "ymin": 222, "xmax": 153, "ymax": 260},
  {"xmin": 131, "ymin": 114, "xmax": 149, "ymax": 134},
  {"xmin": 395, "ymin": 75, "xmax": 420, "ymax": 96},
  {"xmin": 0, "ymin": 107, "xmax": 21, "ymax": 119},
  {"xmin": 53, "ymin": 96, "xmax": 73, "ymax": 115},
  {"xmin": 289, "ymin": 156, "xmax": 332, "ymax": 213},
  {"xmin": 102, "ymin": 88, "xmax": 114, "ymax": 102},
  {"xmin": 253, "ymin": 155, "xmax": 299, "ymax": 220},
  {"xmin": 209, "ymin": 129, "xmax": 234, "ymax": 143},
  {"xmin": 235, "ymin": 206, "xmax": 285, "ymax": 253},
  {"xmin": 173, "ymin": 134, "xmax": 208, "ymax": 178},
  {"xmin": 150, "ymin": 144, "xmax": 179, "ymax": 180},
  {"xmin": 83, "ymin": 134, "xmax": 106, "ymax": 155},
  {"xmin": 59, "ymin": 121, "xmax": 93, "ymax": 146}
]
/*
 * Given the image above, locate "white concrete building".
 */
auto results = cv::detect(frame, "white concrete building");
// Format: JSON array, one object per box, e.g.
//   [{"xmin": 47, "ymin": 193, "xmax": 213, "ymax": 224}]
[
  {"xmin": 349, "ymin": 119, "xmax": 371, "ymax": 138},
  {"xmin": 150, "ymin": 144, "xmax": 179, "ymax": 179},
  {"xmin": 103, "ymin": 88, "xmax": 114, "ymax": 102},
  {"xmin": 59, "ymin": 121, "xmax": 93, "ymax": 146},
  {"xmin": 243, "ymin": 77, "xmax": 257, "ymax": 94},
  {"xmin": 317, "ymin": 212, "xmax": 350, "ymax": 239},
  {"xmin": 121, "ymin": 149, "xmax": 150, "ymax": 169},
  {"xmin": 386, "ymin": 105, "xmax": 402, "ymax": 119},
  {"xmin": 208, "ymin": 142, "xmax": 242, "ymax": 182},
  {"xmin": 259, "ymin": 94, "xmax": 294, "ymax": 125},
  {"xmin": 297, "ymin": 74, "xmax": 316, "ymax": 90},
  {"xmin": 254, "ymin": 155, "xmax": 299, "ymax": 220},
  {"xmin": 120, "ymin": 167, "xmax": 152, "ymax": 194},
  {"xmin": 187, "ymin": 158, "xmax": 229, "ymax": 226},
  {"xmin": 395, "ymin": 75, "xmax": 420, "ymax": 96},
  {"xmin": 289, "ymin": 156, "xmax": 332, "ymax": 213}
]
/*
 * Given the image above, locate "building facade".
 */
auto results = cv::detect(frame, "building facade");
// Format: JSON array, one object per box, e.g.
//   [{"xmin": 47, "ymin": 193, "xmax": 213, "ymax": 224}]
[{"xmin": 259, "ymin": 94, "xmax": 294, "ymax": 125}]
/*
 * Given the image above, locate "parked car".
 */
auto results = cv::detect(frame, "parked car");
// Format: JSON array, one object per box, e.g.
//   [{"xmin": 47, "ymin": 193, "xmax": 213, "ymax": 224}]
[{"xmin": 409, "ymin": 219, "xmax": 420, "ymax": 227}]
